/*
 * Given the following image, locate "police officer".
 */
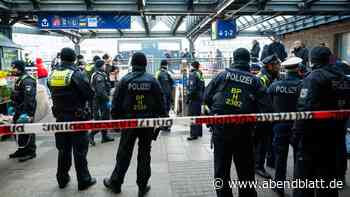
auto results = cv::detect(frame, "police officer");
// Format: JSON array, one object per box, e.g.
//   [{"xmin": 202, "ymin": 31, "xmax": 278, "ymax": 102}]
[
  {"xmin": 267, "ymin": 57, "xmax": 304, "ymax": 197},
  {"xmin": 103, "ymin": 52, "xmax": 166, "ymax": 197},
  {"xmin": 8, "ymin": 60, "xmax": 37, "ymax": 162},
  {"xmin": 156, "ymin": 60, "xmax": 175, "ymax": 132},
  {"xmin": 89, "ymin": 60, "xmax": 114, "ymax": 145},
  {"xmin": 187, "ymin": 61, "xmax": 205, "ymax": 141},
  {"xmin": 204, "ymin": 48, "xmax": 271, "ymax": 197},
  {"xmin": 255, "ymin": 55, "xmax": 281, "ymax": 178},
  {"xmin": 293, "ymin": 47, "xmax": 350, "ymax": 197},
  {"xmin": 48, "ymin": 48, "xmax": 96, "ymax": 190}
]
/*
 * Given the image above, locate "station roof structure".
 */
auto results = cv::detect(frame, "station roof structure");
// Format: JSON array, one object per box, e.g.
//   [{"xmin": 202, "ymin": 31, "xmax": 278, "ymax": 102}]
[{"xmin": 1, "ymin": 0, "xmax": 350, "ymax": 40}]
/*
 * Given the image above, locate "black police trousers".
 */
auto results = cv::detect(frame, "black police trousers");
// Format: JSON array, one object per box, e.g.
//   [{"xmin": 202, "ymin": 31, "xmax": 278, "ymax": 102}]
[
  {"xmin": 110, "ymin": 128, "xmax": 153, "ymax": 189},
  {"xmin": 273, "ymin": 123, "xmax": 297, "ymax": 191},
  {"xmin": 254, "ymin": 122, "xmax": 274, "ymax": 170},
  {"xmin": 188, "ymin": 100, "xmax": 202, "ymax": 137},
  {"xmin": 55, "ymin": 114, "xmax": 92, "ymax": 184},
  {"xmin": 14, "ymin": 114, "xmax": 36, "ymax": 155},
  {"xmin": 90, "ymin": 100, "xmax": 110, "ymax": 138},
  {"xmin": 293, "ymin": 149, "xmax": 339, "ymax": 197},
  {"xmin": 213, "ymin": 125, "xmax": 257, "ymax": 197}
]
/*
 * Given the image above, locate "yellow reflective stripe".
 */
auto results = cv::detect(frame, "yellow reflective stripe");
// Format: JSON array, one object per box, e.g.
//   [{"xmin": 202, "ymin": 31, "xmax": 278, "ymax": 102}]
[
  {"xmin": 85, "ymin": 64, "xmax": 94, "ymax": 72},
  {"xmin": 155, "ymin": 70, "xmax": 160, "ymax": 79},
  {"xmin": 48, "ymin": 69, "xmax": 74, "ymax": 87},
  {"xmin": 0, "ymin": 70, "xmax": 9, "ymax": 78},
  {"xmin": 259, "ymin": 75, "xmax": 269, "ymax": 87}
]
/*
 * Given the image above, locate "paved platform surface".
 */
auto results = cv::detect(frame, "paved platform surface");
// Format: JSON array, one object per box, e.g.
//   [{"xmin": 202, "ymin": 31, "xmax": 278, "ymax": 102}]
[{"xmin": 0, "ymin": 123, "xmax": 350, "ymax": 197}]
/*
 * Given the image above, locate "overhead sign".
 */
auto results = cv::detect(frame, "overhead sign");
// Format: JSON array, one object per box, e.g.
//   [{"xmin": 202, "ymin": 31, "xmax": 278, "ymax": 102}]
[
  {"xmin": 211, "ymin": 19, "xmax": 237, "ymax": 40},
  {"xmin": 37, "ymin": 14, "xmax": 131, "ymax": 29}
]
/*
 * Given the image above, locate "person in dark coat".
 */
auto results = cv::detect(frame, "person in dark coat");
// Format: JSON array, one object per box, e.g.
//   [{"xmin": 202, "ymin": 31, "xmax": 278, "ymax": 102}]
[
  {"xmin": 267, "ymin": 37, "xmax": 287, "ymax": 62},
  {"xmin": 156, "ymin": 60, "xmax": 175, "ymax": 132},
  {"xmin": 251, "ymin": 40, "xmax": 261, "ymax": 62},
  {"xmin": 293, "ymin": 47, "xmax": 350, "ymax": 197},
  {"xmin": 204, "ymin": 48, "xmax": 271, "ymax": 197},
  {"xmin": 260, "ymin": 45, "xmax": 270, "ymax": 62},
  {"xmin": 103, "ymin": 52, "xmax": 167, "ymax": 197},
  {"xmin": 291, "ymin": 40, "xmax": 309, "ymax": 67},
  {"xmin": 187, "ymin": 61, "xmax": 205, "ymax": 141},
  {"xmin": 89, "ymin": 60, "xmax": 114, "ymax": 145},
  {"xmin": 268, "ymin": 57, "xmax": 304, "ymax": 197},
  {"xmin": 8, "ymin": 60, "xmax": 37, "ymax": 162},
  {"xmin": 48, "ymin": 48, "xmax": 96, "ymax": 191}
]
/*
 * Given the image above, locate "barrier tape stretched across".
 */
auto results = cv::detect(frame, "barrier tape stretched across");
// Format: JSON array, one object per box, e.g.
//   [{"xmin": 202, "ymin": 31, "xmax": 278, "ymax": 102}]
[{"xmin": 0, "ymin": 110, "xmax": 349, "ymax": 136}]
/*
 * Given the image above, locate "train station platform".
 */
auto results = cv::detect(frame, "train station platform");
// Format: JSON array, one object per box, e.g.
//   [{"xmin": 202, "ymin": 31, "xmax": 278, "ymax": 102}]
[{"xmin": 0, "ymin": 119, "xmax": 350, "ymax": 197}]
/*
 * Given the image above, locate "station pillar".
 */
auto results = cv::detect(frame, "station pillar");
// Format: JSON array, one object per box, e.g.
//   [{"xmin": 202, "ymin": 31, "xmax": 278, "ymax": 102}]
[
  {"xmin": 71, "ymin": 37, "xmax": 81, "ymax": 55},
  {"xmin": 0, "ymin": 16, "xmax": 13, "ymax": 40}
]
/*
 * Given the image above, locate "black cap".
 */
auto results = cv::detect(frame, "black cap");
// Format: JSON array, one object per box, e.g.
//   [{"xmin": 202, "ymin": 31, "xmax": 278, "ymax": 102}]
[
  {"xmin": 102, "ymin": 53, "xmax": 110, "ymax": 60},
  {"xmin": 160, "ymin": 60, "xmax": 168, "ymax": 68},
  {"xmin": 311, "ymin": 46, "xmax": 331, "ymax": 65},
  {"xmin": 262, "ymin": 55, "xmax": 280, "ymax": 65},
  {"xmin": 131, "ymin": 52, "xmax": 147, "ymax": 67},
  {"xmin": 60, "ymin": 47, "xmax": 76, "ymax": 62},
  {"xmin": 11, "ymin": 60, "xmax": 26, "ymax": 72},
  {"xmin": 93, "ymin": 55, "xmax": 101, "ymax": 63},
  {"xmin": 191, "ymin": 61, "xmax": 200, "ymax": 69},
  {"xmin": 95, "ymin": 60, "xmax": 105, "ymax": 68},
  {"xmin": 233, "ymin": 48, "xmax": 250, "ymax": 65}
]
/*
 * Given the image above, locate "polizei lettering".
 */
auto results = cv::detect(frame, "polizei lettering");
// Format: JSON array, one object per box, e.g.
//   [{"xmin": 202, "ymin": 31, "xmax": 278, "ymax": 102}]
[
  {"xmin": 138, "ymin": 119, "xmax": 173, "ymax": 128},
  {"xmin": 225, "ymin": 73, "xmax": 253, "ymax": 85},
  {"xmin": 43, "ymin": 123, "xmax": 73, "ymax": 132},
  {"xmin": 128, "ymin": 83, "xmax": 151, "ymax": 91}
]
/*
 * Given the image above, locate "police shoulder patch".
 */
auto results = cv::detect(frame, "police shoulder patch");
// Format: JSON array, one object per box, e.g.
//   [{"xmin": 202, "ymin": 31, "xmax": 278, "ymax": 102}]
[{"xmin": 300, "ymin": 88, "xmax": 308, "ymax": 98}]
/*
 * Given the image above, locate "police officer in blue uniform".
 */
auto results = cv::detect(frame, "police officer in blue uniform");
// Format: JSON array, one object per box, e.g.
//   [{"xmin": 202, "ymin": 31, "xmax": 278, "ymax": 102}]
[
  {"xmin": 255, "ymin": 55, "xmax": 280, "ymax": 178},
  {"xmin": 204, "ymin": 48, "xmax": 271, "ymax": 197},
  {"xmin": 156, "ymin": 60, "xmax": 175, "ymax": 132},
  {"xmin": 103, "ymin": 52, "xmax": 166, "ymax": 197},
  {"xmin": 293, "ymin": 47, "xmax": 350, "ymax": 197},
  {"xmin": 268, "ymin": 57, "xmax": 304, "ymax": 197},
  {"xmin": 8, "ymin": 60, "xmax": 37, "ymax": 162},
  {"xmin": 187, "ymin": 61, "xmax": 205, "ymax": 141},
  {"xmin": 48, "ymin": 48, "xmax": 96, "ymax": 190},
  {"xmin": 89, "ymin": 60, "xmax": 114, "ymax": 145}
]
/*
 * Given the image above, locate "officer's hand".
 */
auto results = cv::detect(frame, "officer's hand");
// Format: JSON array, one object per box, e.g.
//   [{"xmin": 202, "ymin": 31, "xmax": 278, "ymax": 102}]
[
  {"xmin": 17, "ymin": 113, "xmax": 32, "ymax": 123},
  {"xmin": 7, "ymin": 106, "xmax": 15, "ymax": 116}
]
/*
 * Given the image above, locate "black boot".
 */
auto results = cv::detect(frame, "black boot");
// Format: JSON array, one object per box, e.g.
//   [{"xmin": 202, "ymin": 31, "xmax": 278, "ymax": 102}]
[
  {"xmin": 58, "ymin": 175, "xmax": 71, "ymax": 189},
  {"xmin": 187, "ymin": 136, "xmax": 198, "ymax": 141},
  {"xmin": 18, "ymin": 153, "xmax": 36, "ymax": 162},
  {"xmin": 103, "ymin": 178, "xmax": 121, "ymax": 194},
  {"xmin": 78, "ymin": 177, "xmax": 97, "ymax": 191},
  {"xmin": 138, "ymin": 185, "xmax": 151, "ymax": 197},
  {"xmin": 101, "ymin": 134, "xmax": 114, "ymax": 143},
  {"xmin": 9, "ymin": 150, "xmax": 24, "ymax": 159}
]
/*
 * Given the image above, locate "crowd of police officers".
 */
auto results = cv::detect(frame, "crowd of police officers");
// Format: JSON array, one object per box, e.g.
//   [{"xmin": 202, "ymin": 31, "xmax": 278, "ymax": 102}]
[{"xmin": 6, "ymin": 42, "xmax": 350, "ymax": 197}]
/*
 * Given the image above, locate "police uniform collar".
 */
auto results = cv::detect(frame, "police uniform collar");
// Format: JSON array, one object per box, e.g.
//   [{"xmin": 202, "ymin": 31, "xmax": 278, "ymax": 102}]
[
  {"xmin": 190, "ymin": 68, "xmax": 198, "ymax": 72},
  {"xmin": 132, "ymin": 65, "xmax": 146, "ymax": 72},
  {"xmin": 230, "ymin": 64, "xmax": 250, "ymax": 72},
  {"xmin": 285, "ymin": 71, "xmax": 301, "ymax": 80},
  {"xmin": 60, "ymin": 63, "xmax": 78, "ymax": 70}
]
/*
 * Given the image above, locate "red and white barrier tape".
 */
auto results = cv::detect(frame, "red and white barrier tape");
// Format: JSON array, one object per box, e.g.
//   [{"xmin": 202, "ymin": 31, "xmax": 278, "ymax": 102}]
[{"xmin": 0, "ymin": 110, "xmax": 349, "ymax": 135}]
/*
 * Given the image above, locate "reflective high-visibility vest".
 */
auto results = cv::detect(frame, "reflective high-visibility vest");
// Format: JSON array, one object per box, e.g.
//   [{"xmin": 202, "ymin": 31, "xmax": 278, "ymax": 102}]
[{"xmin": 48, "ymin": 69, "xmax": 74, "ymax": 87}]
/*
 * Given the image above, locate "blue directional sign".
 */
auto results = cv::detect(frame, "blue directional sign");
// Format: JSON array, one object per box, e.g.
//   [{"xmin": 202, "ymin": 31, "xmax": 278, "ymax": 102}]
[
  {"xmin": 38, "ymin": 14, "xmax": 131, "ymax": 29},
  {"xmin": 211, "ymin": 19, "xmax": 238, "ymax": 40}
]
